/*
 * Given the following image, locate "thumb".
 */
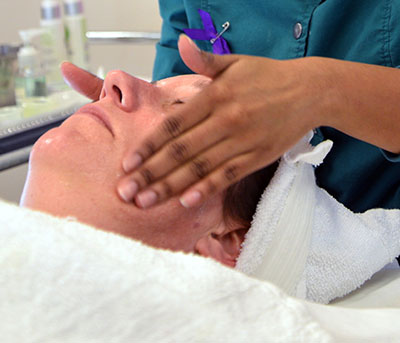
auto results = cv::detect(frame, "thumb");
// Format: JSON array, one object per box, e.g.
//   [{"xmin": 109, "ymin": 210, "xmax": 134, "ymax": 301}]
[
  {"xmin": 61, "ymin": 62, "xmax": 103, "ymax": 101},
  {"xmin": 178, "ymin": 34, "xmax": 238, "ymax": 78}
]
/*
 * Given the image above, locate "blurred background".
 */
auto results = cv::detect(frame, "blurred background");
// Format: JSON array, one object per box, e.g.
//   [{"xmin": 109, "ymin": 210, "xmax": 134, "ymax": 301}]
[
  {"xmin": 0, "ymin": 0, "xmax": 161, "ymax": 77},
  {"xmin": 0, "ymin": 0, "xmax": 162, "ymax": 203}
]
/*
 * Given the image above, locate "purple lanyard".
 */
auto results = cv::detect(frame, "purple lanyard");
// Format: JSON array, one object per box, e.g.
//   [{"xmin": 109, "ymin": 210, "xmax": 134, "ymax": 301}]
[{"xmin": 183, "ymin": 9, "xmax": 231, "ymax": 55}]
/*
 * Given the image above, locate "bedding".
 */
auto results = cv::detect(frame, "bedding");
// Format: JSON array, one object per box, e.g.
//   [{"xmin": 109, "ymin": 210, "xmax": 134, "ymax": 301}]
[{"xmin": 1, "ymin": 198, "xmax": 400, "ymax": 342}]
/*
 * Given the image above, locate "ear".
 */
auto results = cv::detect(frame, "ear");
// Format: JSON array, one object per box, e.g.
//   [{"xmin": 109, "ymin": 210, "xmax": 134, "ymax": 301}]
[{"xmin": 195, "ymin": 228, "xmax": 248, "ymax": 267}]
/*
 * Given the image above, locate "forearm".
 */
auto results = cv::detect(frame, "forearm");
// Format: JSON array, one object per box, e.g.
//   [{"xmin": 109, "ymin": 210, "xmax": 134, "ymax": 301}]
[{"xmin": 310, "ymin": 57, "xmax": 400, "ymax": 153}]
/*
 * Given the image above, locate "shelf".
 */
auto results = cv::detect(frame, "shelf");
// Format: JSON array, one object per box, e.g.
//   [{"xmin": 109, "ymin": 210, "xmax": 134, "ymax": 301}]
[
  {"xmin": 86, "ymin": 31, "xmax": 161, "ymax": 45},
  {"xmin": 0, "ymin": 90, "xmax": 89, "ymax": 171}
]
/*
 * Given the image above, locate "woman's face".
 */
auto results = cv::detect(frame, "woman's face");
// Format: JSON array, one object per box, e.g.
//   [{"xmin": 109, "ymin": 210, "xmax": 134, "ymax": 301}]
[{"xmin": 21, "ymin": 72, "xmax": 224, "ymax": 252}]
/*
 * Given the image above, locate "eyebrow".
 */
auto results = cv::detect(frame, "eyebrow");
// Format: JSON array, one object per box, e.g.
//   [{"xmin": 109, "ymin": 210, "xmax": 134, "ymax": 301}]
[
  {"xmin": 161, "ymin": 98, "xmax": 185, "ymax": 111},
  {"xmin": 157, "ymin": 77, "xmax": 211, "ymax": 111}
]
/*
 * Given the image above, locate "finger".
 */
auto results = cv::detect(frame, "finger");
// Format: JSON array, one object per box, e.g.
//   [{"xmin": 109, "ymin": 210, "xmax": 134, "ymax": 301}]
[
  {"xmin": 179, "ymin": 152, "xmax": 267, "ymax": 208},
  {"xmin": 178, "ymin": 34, "xmax": 239, "ymax": 78},
  {"xmin": 130, "ymin": 139, "xmax": 252, "ymax": 208},
  {"xmin": 124, "ymin": 120, "xmax": 227, "ymax": 188},
  {"xmin": 118, "ymin": 136, "xmax": 238, "ymax": 205},
  {"xmin": 60, "ymin": 62, "xmax": 103, "ymax": 101}
]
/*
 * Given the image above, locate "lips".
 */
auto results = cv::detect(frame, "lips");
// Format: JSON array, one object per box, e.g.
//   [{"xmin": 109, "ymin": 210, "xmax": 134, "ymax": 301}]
[{"xmin": 75, "ymin": 103, "xmax": 114, "ymax": 135}]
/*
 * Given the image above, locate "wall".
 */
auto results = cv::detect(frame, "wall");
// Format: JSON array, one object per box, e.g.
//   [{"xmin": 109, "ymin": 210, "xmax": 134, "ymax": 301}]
[
  {"xmin": 0, "ymin": 0, "xmax": 162, "ymax": 203},
  {"xmin": 0, "ymin": 0, "xmax": 161, "ymax": 76}
]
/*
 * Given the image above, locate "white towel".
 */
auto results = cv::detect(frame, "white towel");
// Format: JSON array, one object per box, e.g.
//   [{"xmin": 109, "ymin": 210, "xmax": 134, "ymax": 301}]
[
  {"xmin": 2, "ymin": 198, "xmax": 400, "ymax": 342},
  {"xmin": 236, "ymin": 132, "xmax": 400, "ymax": 304},
  {"xmin": 0, "ymin": 199, "xmax": 331, "ymax": 342}
]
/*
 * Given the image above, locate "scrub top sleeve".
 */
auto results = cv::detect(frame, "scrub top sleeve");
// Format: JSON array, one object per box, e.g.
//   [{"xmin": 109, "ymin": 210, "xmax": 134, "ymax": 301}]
[
  {"xmin": 152, "ymin": 0, "xmax": 193, "ymax": 81},
  {"xmin": 380, "ymin": 149, "xmax": 400, "ymax": 163}
]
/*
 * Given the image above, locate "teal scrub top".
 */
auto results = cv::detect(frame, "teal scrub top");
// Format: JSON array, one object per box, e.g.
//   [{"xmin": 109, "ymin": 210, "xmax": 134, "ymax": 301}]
[{"xmin": 153, "ymin": 0, "xmax": 400, "ymax": 213}]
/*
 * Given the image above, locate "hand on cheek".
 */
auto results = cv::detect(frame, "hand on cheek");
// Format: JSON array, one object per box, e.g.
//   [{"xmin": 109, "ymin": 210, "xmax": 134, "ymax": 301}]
[{"xmin": 117, "ymin": 35, "xmax": 321, "ymax": 209}]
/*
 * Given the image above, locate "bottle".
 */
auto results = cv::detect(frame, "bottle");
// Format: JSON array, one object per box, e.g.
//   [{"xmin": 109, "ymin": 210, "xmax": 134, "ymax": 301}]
[
  {"xmin": 40, "ymin": 0, "xmax": 68, "ymax": 91},
  {"xmin": 15, "ymin": 29, "xmax": 47, "ymax": 104},
  {"xmin": 63, "ymin": 0, "xmax": 89, "ymax": 70},
  {"xmin": 0, "ymin": 45, "xmax": 19, "ymax": 108}
]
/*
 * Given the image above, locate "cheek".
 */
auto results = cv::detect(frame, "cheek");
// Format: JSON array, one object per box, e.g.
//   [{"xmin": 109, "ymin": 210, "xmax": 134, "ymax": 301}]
[
  {"xmin": 117, "ymin": 111, "xmax": 165, "ymax": 151},
  {"xmin": 31, "ymin": 124, "xmax": 119, "ymax": 179},
  {"xmin": 118, "ymin": 200, "xmax": 199, "ymax": 252}
]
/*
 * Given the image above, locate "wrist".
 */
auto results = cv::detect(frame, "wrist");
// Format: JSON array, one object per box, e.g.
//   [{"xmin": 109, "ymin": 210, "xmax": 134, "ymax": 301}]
[{"xmin": 300, "ymin": 57, "xmax": 342, "ymax": 130}]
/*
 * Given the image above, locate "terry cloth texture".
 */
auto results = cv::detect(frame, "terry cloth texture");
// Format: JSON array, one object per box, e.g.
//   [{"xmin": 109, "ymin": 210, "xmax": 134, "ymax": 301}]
[
  {"xmin": 0, "ymin": 199, "xmax": 330, "ymax": 342},
  {"xmin": 236, "ymin": 132, "xmax": 400, "ymax": 304},
  {"xmin": 2, "ymin": 199, "xmax": 400, "ymax": 342}
]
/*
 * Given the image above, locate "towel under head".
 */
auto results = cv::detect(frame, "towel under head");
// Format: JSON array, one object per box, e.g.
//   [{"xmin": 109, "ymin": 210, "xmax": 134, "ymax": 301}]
[{"xmin": 236, "ymin": 132, "xmax": 400, "ymax": 304}]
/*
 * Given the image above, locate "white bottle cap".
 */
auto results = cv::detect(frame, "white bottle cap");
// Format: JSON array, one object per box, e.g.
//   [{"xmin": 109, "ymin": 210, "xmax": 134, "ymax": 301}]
[
  {"xmin": 41, "ymin": 0, "xmax": 62, "ymax": 20},
  {"xmin": 64, "ymin": 0, "xmax": 83, "ymax": 16},
  {"xmin": 18, "ymin": 29, "xmax": 45, "ymax": 71}
]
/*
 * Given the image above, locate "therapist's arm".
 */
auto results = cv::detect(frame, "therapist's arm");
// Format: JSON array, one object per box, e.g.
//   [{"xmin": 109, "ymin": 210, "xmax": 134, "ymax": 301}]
[
  {"xmin": 314, "ymin": 57, "xmax": 400, "ymax": 154},
  {"xmin": 118, "ymin": 37, "xmax": 400, "ymax": 209}
]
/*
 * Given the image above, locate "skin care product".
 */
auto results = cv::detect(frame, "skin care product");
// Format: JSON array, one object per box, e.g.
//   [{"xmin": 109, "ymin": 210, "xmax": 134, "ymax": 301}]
[
  {"xmin": 63, "ymin": 0, "xmax": 89, "ymax": 70},
  {"xmin": 40, "ymin": 0, "xmax": 68, "ymax": 90},
  {"xmin": 16, "ymin": 29, "xmax": 47, "ymax": 103},
  {"xmin": 0, "ymin": 45, "xmax": 19, "ymax": 108}
]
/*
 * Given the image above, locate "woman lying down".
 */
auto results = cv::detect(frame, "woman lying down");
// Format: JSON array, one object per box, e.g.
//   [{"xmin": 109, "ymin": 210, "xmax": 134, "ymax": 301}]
[{"xmin": 1, "ymin": 70, "xmax": 400, "ymax": 342}]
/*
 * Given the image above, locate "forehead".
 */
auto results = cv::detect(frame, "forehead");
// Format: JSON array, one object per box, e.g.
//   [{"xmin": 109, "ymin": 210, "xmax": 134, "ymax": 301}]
[{"xmin": 153, "ymin": 75, "xmax": 211, "ymax": 97}]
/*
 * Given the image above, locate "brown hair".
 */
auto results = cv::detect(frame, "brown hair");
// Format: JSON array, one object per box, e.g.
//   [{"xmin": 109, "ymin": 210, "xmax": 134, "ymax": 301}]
[{"xmin": 223, "ymin": 162, "xmax": 279, "ymax": 228}]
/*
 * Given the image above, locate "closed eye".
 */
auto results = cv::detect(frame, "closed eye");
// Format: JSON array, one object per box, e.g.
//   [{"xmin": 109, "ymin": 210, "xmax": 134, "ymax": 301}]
[{"xmin": 162, "ymin": 98, "xmax": 186, "ymax": 111}]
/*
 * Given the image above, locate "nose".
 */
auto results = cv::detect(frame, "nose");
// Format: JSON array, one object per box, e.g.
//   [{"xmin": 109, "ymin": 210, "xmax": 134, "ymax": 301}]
[{"xmin": 100, "ymin": 70, "xmax": 153, "ymax": 112}]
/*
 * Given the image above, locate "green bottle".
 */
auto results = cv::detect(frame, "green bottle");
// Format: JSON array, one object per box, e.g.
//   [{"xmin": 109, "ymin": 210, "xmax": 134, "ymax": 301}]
[{"xmin": 16, "ymin": 29, "xmax": 47, "ymax": 105}]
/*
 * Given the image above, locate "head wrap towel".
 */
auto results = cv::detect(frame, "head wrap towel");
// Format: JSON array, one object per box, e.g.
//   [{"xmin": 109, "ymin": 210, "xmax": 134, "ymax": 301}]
[{"xmin": 236, "ymin": 132, "xmax": 400, "ymax": 304}]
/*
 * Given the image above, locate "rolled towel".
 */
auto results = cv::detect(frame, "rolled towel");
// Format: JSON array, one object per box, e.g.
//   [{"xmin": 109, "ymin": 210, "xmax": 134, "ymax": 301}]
[{"xmin": 236, "ymin": 132, "xmax": 400, "ymax": 304}]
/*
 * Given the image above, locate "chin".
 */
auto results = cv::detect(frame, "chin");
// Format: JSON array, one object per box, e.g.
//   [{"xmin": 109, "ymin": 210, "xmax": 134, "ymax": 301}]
[
  {"xmin": 32, "ymin": 135, "xmax": 115, "ymax": 185},
  {"xmin": 30, "ymin": 129, "xmax": 76, "ymax": 170}
]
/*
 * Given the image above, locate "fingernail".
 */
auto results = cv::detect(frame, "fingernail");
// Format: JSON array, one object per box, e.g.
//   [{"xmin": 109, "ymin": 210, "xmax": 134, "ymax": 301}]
[
  {"xmin": 180, "ymin": 190, "xmax": 202, "ymax": 208},
  {"xmin": 136, "ymin": 190, "xmax": 158, "ymax": 209},
  {"xmin": 180, "ymin": 34, "xmax": 200, "ymax": 52},
  {"xmin": 123, "ymin": 153, "xmax": 143, "ymax": 172},
  {"xmin": 118, "ymin": 181, "xmax": 139, "ymax": 203}
]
